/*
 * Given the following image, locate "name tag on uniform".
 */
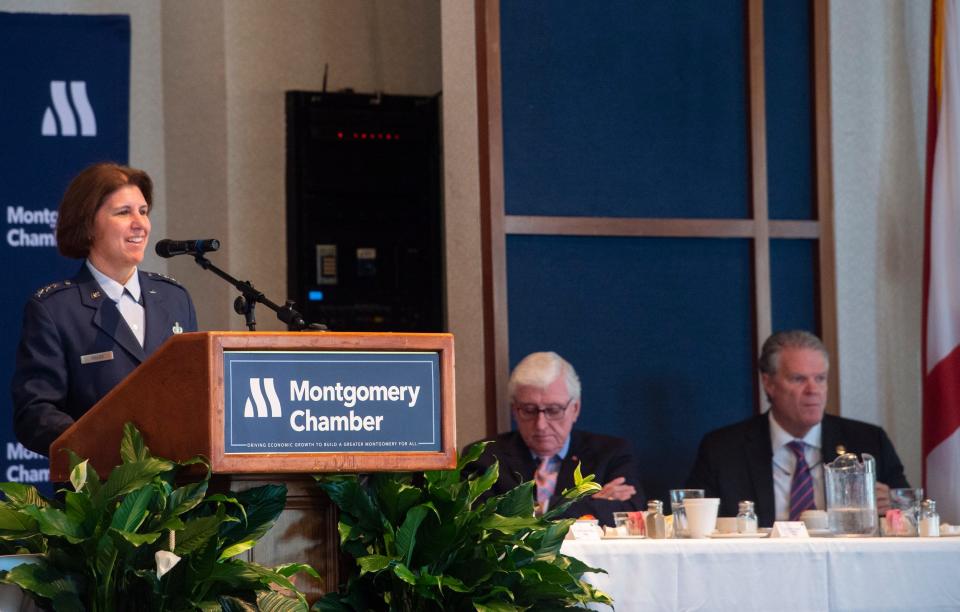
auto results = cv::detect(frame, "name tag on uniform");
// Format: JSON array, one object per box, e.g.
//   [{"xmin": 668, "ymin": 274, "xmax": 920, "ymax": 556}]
[{"xmin": 80, "ymin": 351, "xmax": 114, "ymax": 365}]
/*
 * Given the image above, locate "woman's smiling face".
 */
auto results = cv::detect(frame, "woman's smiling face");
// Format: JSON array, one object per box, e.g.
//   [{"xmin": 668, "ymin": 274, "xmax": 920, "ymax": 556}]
[{"xmin": 86, "ymin": 185, "xmax": 151, "ymax": 283}]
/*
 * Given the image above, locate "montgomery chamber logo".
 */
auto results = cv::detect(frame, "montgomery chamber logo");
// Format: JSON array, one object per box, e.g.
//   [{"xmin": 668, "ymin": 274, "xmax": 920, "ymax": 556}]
[
  {"xmin": 243, "ymin": 378, "xmax": 282, "ymax": 418},
  {"xmin": 41, "ymin": 80, "xmax": 97, "ymax": 137}
]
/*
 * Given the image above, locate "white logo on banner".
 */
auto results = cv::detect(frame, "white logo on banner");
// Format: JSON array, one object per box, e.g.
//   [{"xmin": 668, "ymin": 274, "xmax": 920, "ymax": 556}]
[
  {"xmin": 41, "ymin": 80, "xmax": 97, "ymax": 137},
  {"xmin": 5, "ymin": 206, "xmax": 57, "ymax": 248},
  {"xmin": 244, "ymin": 378, "xmax": 283, "ymax": 418}
]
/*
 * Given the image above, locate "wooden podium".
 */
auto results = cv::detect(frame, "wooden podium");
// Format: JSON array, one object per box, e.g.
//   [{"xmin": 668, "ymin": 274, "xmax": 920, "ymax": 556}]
[{"xmin": 49, "ymin": 331, "xmax": 456, "ymax": 600}]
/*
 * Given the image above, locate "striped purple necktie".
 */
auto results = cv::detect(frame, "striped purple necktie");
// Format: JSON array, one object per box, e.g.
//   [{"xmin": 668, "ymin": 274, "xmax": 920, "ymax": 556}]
[{"xmin": 788, "ymin": 440, "xmax": 815, "ymax": 520}]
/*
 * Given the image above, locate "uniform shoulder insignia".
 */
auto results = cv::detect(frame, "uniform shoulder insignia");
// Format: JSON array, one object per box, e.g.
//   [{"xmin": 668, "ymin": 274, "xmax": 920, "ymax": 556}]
[
  {"xmin": 144, "ymin": 270, "xmax": 183, "ymax": 287},
  {"xmin": 33, "ymin": 281, "xmax": 73, "ymax": 300}
]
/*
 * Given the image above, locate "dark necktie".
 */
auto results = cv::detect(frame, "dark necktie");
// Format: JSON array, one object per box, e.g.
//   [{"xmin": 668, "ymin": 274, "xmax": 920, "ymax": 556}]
[{"xmin": 788, "ymin": 440, "xmax": 815, "ymax": 520}]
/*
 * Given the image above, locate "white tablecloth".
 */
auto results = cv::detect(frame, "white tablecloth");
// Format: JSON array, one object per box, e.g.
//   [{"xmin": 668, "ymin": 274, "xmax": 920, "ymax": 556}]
[{"xmin": 561, "ymin": 536, "xmax": 960, "ymax": 611}]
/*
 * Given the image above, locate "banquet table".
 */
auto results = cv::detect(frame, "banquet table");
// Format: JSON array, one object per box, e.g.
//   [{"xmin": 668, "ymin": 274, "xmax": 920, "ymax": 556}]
[{"xmin": 561, "ymin": 535, "xmax": 960, "ymax": 611}]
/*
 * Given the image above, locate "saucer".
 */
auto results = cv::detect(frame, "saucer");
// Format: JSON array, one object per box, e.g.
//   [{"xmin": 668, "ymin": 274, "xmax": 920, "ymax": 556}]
[{"xmin": 706, "ymin": 531, "xmax": 769, "ymax": 539}]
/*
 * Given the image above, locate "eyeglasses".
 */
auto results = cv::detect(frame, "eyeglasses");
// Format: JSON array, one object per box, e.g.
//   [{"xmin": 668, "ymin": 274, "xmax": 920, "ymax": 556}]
[{"xmin": 514, "ymin": 397, "xmax": 573, "ymax": 421}]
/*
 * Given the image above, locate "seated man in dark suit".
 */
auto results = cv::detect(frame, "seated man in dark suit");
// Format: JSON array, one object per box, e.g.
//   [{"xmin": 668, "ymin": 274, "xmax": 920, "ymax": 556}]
[
  {"xmin": 687, "ymin": 330, "xmax": 910, "ymax": 527},
  {"xmin": 467, "ymin": 351, "xmax": 644, "ymax": 526}
]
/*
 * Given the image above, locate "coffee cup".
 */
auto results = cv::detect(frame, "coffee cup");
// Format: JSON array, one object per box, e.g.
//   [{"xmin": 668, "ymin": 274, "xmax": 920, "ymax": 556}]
[
  {"xmin": 682, "ymin": 497, "xmax": 720, "ymax": 538},
  {"xmin": 669, "ymin": 488, "xmax": 705, "ymax": 538},
  {"xmin": 716, "ymin": 516, "xmax": 738, "ymax": 534},
  {"xmin": 800, "ymin": 509, "xmax": 828, "ymax": 531}
]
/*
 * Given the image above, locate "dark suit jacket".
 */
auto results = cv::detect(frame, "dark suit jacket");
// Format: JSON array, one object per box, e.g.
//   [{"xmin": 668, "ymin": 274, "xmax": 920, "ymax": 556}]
[
  {"xmin": 686, "ymin": 413, "xmax": 910, "ymax": 527},
  {"xmin": 466, "ymin": 429, "xmax": 645, "ymax": 526},
  {"xmin": 11, "ymin": 264, "xmax": 198, "ymax": 455}
]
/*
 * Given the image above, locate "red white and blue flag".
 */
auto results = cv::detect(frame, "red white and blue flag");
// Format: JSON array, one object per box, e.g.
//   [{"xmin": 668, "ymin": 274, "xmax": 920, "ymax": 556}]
[{"xmin": 924, "ymin": 0, "xmax": 960, "ymax": 524}]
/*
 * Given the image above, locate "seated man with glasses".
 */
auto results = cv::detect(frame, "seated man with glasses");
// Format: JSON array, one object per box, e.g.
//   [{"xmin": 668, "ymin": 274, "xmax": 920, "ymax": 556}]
[{"xmin": 466, "ymin": 351, "xmax": 644, "ymax": 526}]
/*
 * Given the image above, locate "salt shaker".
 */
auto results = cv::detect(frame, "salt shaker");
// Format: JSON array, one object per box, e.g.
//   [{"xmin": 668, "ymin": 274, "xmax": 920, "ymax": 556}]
[
  {"xmin": 736, "ymin": 500, "xmax": 758, "ymax": 534},
  {"xmin": 646, "ymin": 500, "xmax": 667, "ymax": 539},
  {"xmin": 919, "ymin": 499, "xmax": 940, "ymax": 537}
]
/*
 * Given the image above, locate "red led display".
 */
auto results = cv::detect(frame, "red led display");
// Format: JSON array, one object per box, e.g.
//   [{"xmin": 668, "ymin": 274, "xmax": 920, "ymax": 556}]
[{"xmin": 337, "ymin": 130, "xmax": 401, "ymax": 141}]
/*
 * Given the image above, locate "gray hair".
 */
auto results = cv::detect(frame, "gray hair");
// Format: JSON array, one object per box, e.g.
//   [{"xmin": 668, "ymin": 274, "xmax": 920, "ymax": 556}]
[
  {"xmin": 758, "ymin": 330, "xmax": 829, "ymax": 375},
  {"xmin": 508, "ymin": 351, "xmax": 582, "ymax": 402}
]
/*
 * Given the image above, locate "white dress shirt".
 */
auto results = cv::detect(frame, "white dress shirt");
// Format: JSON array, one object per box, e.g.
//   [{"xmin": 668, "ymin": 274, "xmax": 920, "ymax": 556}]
[
  {"xmin": 769, "ymin": 411, "xmax": 824, "ymax": 521},
  {"xmin": 86, "ymin": 261, "xmax": 145, "ymax": 347}
]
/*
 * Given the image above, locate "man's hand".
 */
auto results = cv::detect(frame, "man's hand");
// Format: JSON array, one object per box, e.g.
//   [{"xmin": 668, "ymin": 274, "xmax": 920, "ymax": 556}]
[
  {"xmin": 592, "ymin": 476, "xmax": 636, "ymax": 501},
  {"xmin": 876, "ymin": 481, "xmax": 891, "ymax": 515}
]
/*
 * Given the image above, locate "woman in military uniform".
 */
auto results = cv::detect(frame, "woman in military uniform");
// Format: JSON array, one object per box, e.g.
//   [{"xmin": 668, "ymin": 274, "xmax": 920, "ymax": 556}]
[{"xmin": 11, "ymin": 163, "xmax": 198, "ymax": 455}]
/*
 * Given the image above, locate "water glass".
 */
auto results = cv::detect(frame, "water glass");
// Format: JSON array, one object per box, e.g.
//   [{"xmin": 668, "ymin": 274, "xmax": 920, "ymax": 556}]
[
  {"xmin": 885, "ymin": 487, "xmax": 923, "ymax": 536},
  {"xmin": 669, "ymin": 488, "xmax": 705, "ymax": 538},
  {"xmin": 613, "ymin": 511, "xmax": 644, "ymax": 536}
]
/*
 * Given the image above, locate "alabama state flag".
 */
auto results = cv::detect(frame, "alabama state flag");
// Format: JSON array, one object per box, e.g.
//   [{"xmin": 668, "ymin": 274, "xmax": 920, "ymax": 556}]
[{"xmin": 924, "ymin": 0, "xmax": 960, "ymax": 525}]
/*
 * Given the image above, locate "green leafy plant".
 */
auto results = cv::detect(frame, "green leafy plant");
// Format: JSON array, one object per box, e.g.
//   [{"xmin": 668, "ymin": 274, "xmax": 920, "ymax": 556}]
[
  {"xmin": 0, "ymin": 422, "xmax": 319, "ymax": 611},
  {"xmin": 314, "ymin": 441, "xmax": 613, "ymax": 611}
]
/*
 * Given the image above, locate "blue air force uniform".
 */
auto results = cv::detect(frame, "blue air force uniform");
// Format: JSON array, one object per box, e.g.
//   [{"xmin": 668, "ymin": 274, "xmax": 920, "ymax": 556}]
[{"xmin": 11, "ymin": 264, "xmax": 198, "ymax": 455}]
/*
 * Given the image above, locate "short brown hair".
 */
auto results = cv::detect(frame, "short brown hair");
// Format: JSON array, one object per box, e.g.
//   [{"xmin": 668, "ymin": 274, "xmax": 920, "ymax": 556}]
[{"xmin": 56, "ymin": 162, "xmax": 153, "ymax": 258}]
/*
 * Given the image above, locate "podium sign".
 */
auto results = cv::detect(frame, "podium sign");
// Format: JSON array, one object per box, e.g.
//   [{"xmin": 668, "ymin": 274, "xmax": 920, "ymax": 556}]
[{"xmin": 223, "ymin": 351, "xmax": 441, "ymax": 454}]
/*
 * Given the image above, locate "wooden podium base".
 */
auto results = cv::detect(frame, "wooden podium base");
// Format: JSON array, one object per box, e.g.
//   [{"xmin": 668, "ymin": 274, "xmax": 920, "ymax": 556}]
[{"xmin": 211, "ymin": 475, "xmax": 343, "ymax": 603}]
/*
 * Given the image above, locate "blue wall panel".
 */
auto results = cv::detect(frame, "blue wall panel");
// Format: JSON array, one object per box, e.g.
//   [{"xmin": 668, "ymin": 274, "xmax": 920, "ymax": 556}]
[
  {"xmin": 500, "ymin": 1, "xmax": 749, "ymax": 219},
  {"xmin": 506, "ymin": 236, "xmax": 755, "ymax": 502},
  {"xmin": 770, "ymin": 239, "xmax": 817, "ymax": 333},
  {"xmin": 764, "ymin": 0, "xmax": 814, "ymax": 220}
]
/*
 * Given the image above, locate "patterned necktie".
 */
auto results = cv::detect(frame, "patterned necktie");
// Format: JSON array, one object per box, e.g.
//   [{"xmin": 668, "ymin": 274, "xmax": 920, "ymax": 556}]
[
  {"xmin": 788, "ymin": 440, "xmax": 815, "ymax": 520},
  {"xmin": 534, "ymin": 455, "xmax": 559, "ymax": 516}
]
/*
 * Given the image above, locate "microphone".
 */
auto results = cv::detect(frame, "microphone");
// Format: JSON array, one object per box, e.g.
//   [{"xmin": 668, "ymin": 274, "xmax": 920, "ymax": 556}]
[{"xmin": 155, "ymin": 238, "xmax": 221, "ymax": 258}]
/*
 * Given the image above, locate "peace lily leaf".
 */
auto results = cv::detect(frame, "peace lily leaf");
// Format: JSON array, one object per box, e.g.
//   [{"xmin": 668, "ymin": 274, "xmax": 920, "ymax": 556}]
[
  {"xmin": 208, "ymin": 559, "xmax": 302, "ymax": 593},
  {"xmin": 474, "ymin": 601, "xmax": 517, "ymax": 612},
  {"xmin": 493, "ymin": 479, "xmax": 535, "ymax": 517},
  {"xmin": 219, "ymin": 539, "xmax": 256, "ymax": 560},
  {"xmin": 97, "ymin": 457, "xmax": 175, "ymax": 503},
  {"xmin": 457, "ymin": 441, "xmax": 490, "ymax": 470},
  {"xmin": 467, "ymin": 461, "xmax": 499, "ymax": 504},
  {"xmin": 119, "ymin": 421, "xmax": 150, "ymax": 463},
  {"xmin": 165, "ymin": 480, "xmax": 209, "ymax": 518},
  {"xmin": 220, "ymin": 484, "xmax": 286, "ymax": 547},
  {"xmin": 175, "ymin": 512, "xmax": 224, "ymax": 555},
  {"xmin": 0, "ymin": 506, "xmax": 37, "ymax": 532},
  {"xmin": 395, "ymin": 504, "xmax": 429, "ymax": 564},
  {"xmin": 357, "ymin": 554, "xmax": 392, "ymax": 574},
  {"xmin": 4, "ymin": 561, "xmax": 83, "ymax": 611},
  {"xmin": 561, "ymin": 553, "xmax": 607, "ymax": 577},
  {"xmin": 23, "ymin": 505, "xmax": 85, "ymax": 542},
  {"xmin": 318, "ymin": 477, "xmax": 380, "ymax": 531},
  {"xmin": 110, "ymin": 484, "xmax": 154, "ymax": 532},
  {"xmin": 256, "ymin": 590, "xmax": 309, "ymax": 612},
  {"xmin": 0, "ymin": 482, "xmax": 48, "ymax": 508},
  {"xmin": 533, "ymin": 520, "xmax": 571, "ymax": 562},
  {"xmin": 110, "ymin": 527, "xmax": 162, "ymax": 546},
  {"xmin": 63, "ymin": 491, "xmax": 94, "ymax": 528},
  {"xmin": 480, "ymin": 513, "xmax": 541, "ymax": 534},
  {"xmin": 94, "ymin": 531, "xmax": 119, "ymax": 582},
  {"xmin": 273, "ymin": 562, "xmax": 322, "ymax": 580},
  {"xmin": 391, "ymin": 561, "xmax": 417, "ymax": 585}
]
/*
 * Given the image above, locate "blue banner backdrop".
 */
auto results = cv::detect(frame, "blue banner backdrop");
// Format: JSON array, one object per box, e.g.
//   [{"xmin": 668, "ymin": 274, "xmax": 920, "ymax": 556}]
[{"xmin": 0, "ymin": 12, "xmax": 130, "ymax": 492}]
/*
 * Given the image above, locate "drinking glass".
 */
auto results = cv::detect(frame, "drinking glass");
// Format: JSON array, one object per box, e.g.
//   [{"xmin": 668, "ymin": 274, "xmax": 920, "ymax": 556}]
[
  {"xmin": 885, "ymin": 487, "xmax": 923, "ymax": 536},
  {"xmin": 669, "ymin": 488, "xmax": 705, "ymax": 538}
]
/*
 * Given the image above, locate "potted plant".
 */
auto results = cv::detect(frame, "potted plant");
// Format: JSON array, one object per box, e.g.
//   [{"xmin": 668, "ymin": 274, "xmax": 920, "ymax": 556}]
[
  {"xmin": 0, "ymin": 422, "xmax": 319, "ymax": 611},
  {"xmin": 314, "ymin": 441, "xmax": 614, "ymax": 611}
]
